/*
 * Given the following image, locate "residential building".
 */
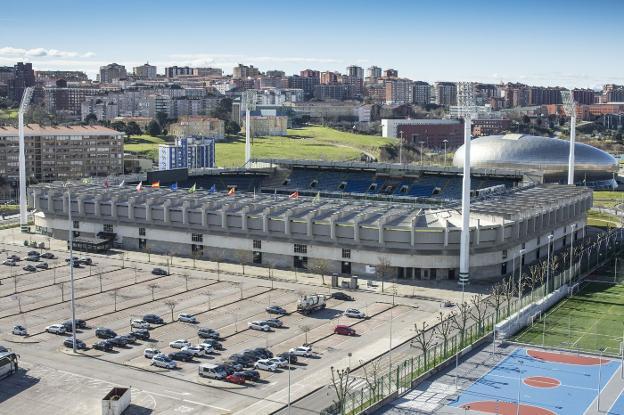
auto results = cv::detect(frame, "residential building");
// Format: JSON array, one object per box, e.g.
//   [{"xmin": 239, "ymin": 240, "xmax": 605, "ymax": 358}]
[
  {"xmin": 133, "ymin": 63, "xmax": 157, "ymax": 80},
  {"xmin": 529, "ymin": 86, "xmax": 564, "ymax": 105},
  {"xmin": 193, "ymin": 67, "xmax": 223, "ymax": 77},
  {"xmin": 283, "ymin": 101, "xmax": 360, "ymax": 122},
  {"xmin": 158, "ymin": 136, "xmax": 216, "ymax": 170},
  {"xmin": 366, "ymin": 83, "xmax": 386, "ymax": 103},
  {"xmin": 99, "ymin": 63, "xmax": 127, "ymax": 84},
  {"xmin": 572, "ymin": 88, "xmax": 596, "ymax": 105},
  {"xmin": 313, "ymin": 84, "xmax": 349, "ymax": 100},
  {"xmin": 434, "ymin": 82, "xmax": 457, "ymax": 106},
  {"xmin": 233, "ymin": 64, "xmax": 260, "ymax": 79},
  {"xmin": 502, "ymin": 82, "xmax": 530, "ymax": 108},
  {"xmin": 165, "ymin": 66, "xmax": 193, "ymax": 78},
  {"xmin": 7, "ymin": 62, "xmax": 35, "ymax": 102},
  {"xmin": 383, "ymin": 69, "xmax": 398, "ymax": 78},
  {"xmin": 265, "ymin": 70, "xmax": 286, "ymax": 78},
  {"xmin": 0, "ymin": 124, "xmax": 123, "ymax": 184},
  {"xmin": 244, "ymin": 115, "xmax": 288, "ymax": 136},
  {"xmin": 44, "ymin": 82, "xmax": 102, "ymax": 119},
  {"xmin": 300, "ymin": 69, "xmax": 320, "ymax": 79},
  {"xmin": 366, "ymin": 66, "xmax": 382, "ymax": 81},
  {"xmin": 168, "ymin": 116, "xmax": 225, "ymax": 140},
  {"xmin": 35, "ymin": 70, "xmax": 89, "ymax": 84},
  {"xmin": 320, "ymin": 71, "xmax": 339, "ymax": 85},
  {"xmin": 472, "ymin": 119, "xmax": 512, "ymax": 136},
  {"xmin": 413, "ymin": 81, "xmax": 431, "ymax": 105},
  {"xmin": 381, "ymin": 118, "xmax": 464, "ymax": 148},
  {"xmin": 346, "ymin": 65, "xmax": 364, "ymax": 79},
  {"xmin": 288, "ymin": 75, "xmax": 319, "ymax": 97},
  {"xmin": 602, "ymin": 84, "xmax": 624, "ymax": 103},
  {"xmin": 385, "ymin": 78, "xmax": 414, "ymax": 105}
]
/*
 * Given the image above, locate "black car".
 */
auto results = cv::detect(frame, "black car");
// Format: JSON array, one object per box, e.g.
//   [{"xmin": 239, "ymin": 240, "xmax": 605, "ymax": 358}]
[
  {"xmin": 40, "ymin": 252, "xmax": 56, "ymax": 259},
  {"xmin": 108, "ymin": 336, "xmax": 130, "ymax": 347},
  {"xmin": 27, "ymin": 250, "xmax": 39, "ymax": 257},
  {"xmin": 143, "ymin": 314, "xmax": 164, "ymax": 324},
  {"xmin": 62, "ymin": 319, "xmax": 87, "ymax": 330},
  {"xmin": 35, "ymin": 262, "xmax": 49, "ymax": 269},
  {"xmin": 254, "ymin": 347, "xmax": 274, "ymax": 359},
  {"xmin": 79, "ymin": 257, "xmax": 93, "ymax": 265},
  {"xmin": 129, "ymin": 329, "xmax": 150, "ymax": 340},
  {"xmin": 65, "ymin": 256, "xmax": 79, "ymax": 263},
  {"xmin": 222, "ymin": 362, "xmax": 243, "ymax": 375},
  {"xmin": 168, "ymin": 351, "xmax": 193, "ymax": 362},
  {"xmin": 242, "ymin": 350, "xmax": 264, "ymax": 360},
  {"xmin": 229, "ymin": 354, "xmax": 255, "ymax": 368},
  {"xmin": 197, "ymin": 328, "xmax": 220, "ymax": 339},
  {"xmin": 95, "ymin": 328, "xmax": 117, "ymax": 339},
  {"xmin": 200, "ymin": 339, "xmax": 223, "ymax": 351},
  {"xmin": 92, "ymin": 340, "xmax": 114, "ymax": 351},
  {"xmin": 119, "ymin": 334, "xmax": 137, "ymax": 344},
  {"xmin": 25, "ymin": 255, "xmax": 40, "ymax": 262},
  {"xmin": 279, "ymin": 352, "xmax": 298, "ymax": 364},
  {"xmin": 234, "ymin": 370, "xmax": 261, "ymax": 382},
  {"xmin": 63, "ymin": 338, "xmax": 87, "ymax": 350},
  {"xmin": 266, "ymin": 305, "xmax": 287, "ymax": 315},
  {"xmin": 331, "ymin": 292, "xmax": 354, "ymax": 301},
  {"xmin": 152, "ymin": 268, "xmax": 169, "ymax": 276},
  {"xmin": 23, "ymin": 265, "xmax": 37, "ymax": 272},
  {"xmin": 7, "ymin": 255, "xmax": 20, "ymax": 261}
]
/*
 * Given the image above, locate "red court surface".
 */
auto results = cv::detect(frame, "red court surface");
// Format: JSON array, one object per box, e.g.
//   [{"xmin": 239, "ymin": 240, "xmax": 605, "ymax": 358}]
[
  {"xmin": 527, "ymin": 349, "xmax": 609, "ymax": 365},
  {"xmin": 523, "ymin": 376, "xmax": 560, "ymax": 388},
  {"xmin": 461, "ymin": 401, "xmax": 557, "ymax": 415}
]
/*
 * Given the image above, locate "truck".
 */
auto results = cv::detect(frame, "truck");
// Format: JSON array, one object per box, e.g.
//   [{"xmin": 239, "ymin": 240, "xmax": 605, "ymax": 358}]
[
  {"xmin": 297, "ymin": 294, "xmax": 326, "ymax": 314},
  {"xmin": 101, "ymin": 387, "xmax": 131, "ymax": 415}
]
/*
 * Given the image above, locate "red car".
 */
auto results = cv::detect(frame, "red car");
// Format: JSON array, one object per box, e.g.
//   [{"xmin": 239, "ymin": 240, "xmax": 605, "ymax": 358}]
[
  {"xmin": 225, "ymin": 374, "xmax": 246, "ymax": 385},
  {"xmin": 334, "ymin": 325, "xmax": 356, "ymax": 336}
]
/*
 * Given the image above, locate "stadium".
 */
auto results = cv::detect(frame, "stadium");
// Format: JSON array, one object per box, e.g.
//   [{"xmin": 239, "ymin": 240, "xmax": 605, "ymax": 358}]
[{"xmin": 30, "ymin": 134, "xmax": 596, "ymax": 282}]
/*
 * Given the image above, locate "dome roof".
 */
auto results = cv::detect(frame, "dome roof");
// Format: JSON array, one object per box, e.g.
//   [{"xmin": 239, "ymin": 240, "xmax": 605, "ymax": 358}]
[{"xmin": 453, "ymin": 134, "xmax": 617, "ymax": 173}]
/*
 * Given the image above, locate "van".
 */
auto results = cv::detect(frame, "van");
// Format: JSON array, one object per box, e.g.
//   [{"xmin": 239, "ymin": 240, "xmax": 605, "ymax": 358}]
[{"xmin": 198, "ymin": 363, "xmax": 227, "ymax": 380}]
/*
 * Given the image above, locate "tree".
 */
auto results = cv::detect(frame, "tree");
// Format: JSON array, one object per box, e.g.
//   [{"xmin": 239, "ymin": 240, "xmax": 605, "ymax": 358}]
[
  {"xmin": 308, "ymin": 258, "xmax": 330, "ymax": 285},
  {"xmin": 376, "ymin": 256, "xmax": 392, "ymax": 293},
  {"xmin": 111, "ymin": 288, "xmax": 120, "ymax": 311},
  {"xmin": 487, "ymin": 281, "xmax": 506, "ymax": 321},
  {"xmin": 360, "ymin": 358, "xmax": 384, "ymax": 403},
  {"xmin": 182, "ymin": 273, "xmax": 191, "ymax": 291},
  {"xmin": 234, "ymin": 250, "xmax": 251, "ymax": 275},
  {"xmin": 528, "ymin": 265, "xmax": 541, "ymax": 301},
  {"xmin": 225, "ymin": 120, "xmax": 240, "ymax": 135},
  {"xmin": 412, "ymin": 321, "xmax": 436, "ymax": 370},
  {"xmin": 147, "ymin": 120, "xmax": 162, "ymax": 136},
  {"xmin": 452, "ymin": 301, "xmax": 470, "ymax": 347},
  {"xmin": 164, "ymin": 300, "xmax": 178, "ymax": 322},
  {"xmin": 434, "ymin": 311, "xmax": 455, "ymax": 356},
  {"xmin": 211, "ymin": 98, "xmax": 233, "ymax": 120},
  {"xmin": 111, "ymin": 121, "xmax": 126, "ymax": 132},
  {"xmin": 469, "ymin": 295, "xmax": 488, "ymax": 335},
  {"xmin": 330, "ymin": 366, "xmax": 355, "ymax": 415},
  {"xmin": 126, "ymin": 121, "xmax": 142, "ymax": 136},
  {"xmin": 84, "ymin": 113, "xmax": 97, "ymax": 125},
  {"xmin": 148, "ymin": 283, "xmax": 159, "ymax": 301},
  {"xmin": 502, "ymin": 277, "xmax": 517, "ymax": 317},
  {"xmin": 58, "ymin": 282, "xmax": 65, "ymax": 302},
  {"xmin": 155, "ymin": 111, "xmax": 168, "ymax": 128},
  {"xmin": 300, "ymin": 324, "xmax": 311, "ymax": 344}
]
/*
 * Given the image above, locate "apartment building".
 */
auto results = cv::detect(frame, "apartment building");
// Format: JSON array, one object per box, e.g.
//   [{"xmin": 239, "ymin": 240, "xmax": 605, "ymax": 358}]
[
  {"xmin": 233, "ymin": 64, "xmax": 260, "ymax": 79},
  {"xmin": 99, "ymin": 63, "xmax": 127, "ymax": 84},
  {"xmin": 412, "ymin": 81, "xmax": 431, "ymax": 105},
  {"xmin": 434, "ymin": 82, "xmax": 457, "ymax": 106},
  {"xmin": 168, "ymin": 116, "xmax": 225, "ymax": 140},
  {"xmin": 158, "ymin": 136, "xmax": 215, "ymax": 170},
  {"xmin": 385, "ymin": 78, "xmax": 414, "ymax": 105},
  {"xmin": 133, "ymin": 63, "xmax": 157, "ymax": 80}
]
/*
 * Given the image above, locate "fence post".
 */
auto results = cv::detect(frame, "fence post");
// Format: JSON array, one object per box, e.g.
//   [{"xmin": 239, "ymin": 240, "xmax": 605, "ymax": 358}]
[{"xmin": 411, "ymin": 357, "xmax": 414, "ymax": 381}]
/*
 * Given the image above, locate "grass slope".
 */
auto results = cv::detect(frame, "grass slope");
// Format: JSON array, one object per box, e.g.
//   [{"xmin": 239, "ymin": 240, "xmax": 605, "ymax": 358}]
[{"xmin": 124, "ymin": 134, "xmax": 167, "ymax": 160}]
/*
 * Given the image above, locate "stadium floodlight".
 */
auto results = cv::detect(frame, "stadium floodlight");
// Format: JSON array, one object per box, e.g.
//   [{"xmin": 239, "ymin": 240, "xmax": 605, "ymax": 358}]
[
  {"xmin": 243, "ymin": 90, "xmax": 257, "ymax": 166},
  {"xmin": 561, "ymin": 90, "xmax": 577, "ymax": 185},
  {"xmin": 18, "ymin": 86, "xmax": 35, "ymax": 232}
]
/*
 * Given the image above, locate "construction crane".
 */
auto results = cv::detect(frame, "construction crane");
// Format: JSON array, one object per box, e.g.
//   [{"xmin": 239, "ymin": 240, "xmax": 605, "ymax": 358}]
[
  {"xmin": 18, "ymin": 86, "xmax": 35, "ymax": 232},
  {"xmin": 243, "ymin": 90, "xmax": 257, "ymax": 166},
  {"xmin": 561, "ymin": 90, "xmax": 577, "ymax": 185}
]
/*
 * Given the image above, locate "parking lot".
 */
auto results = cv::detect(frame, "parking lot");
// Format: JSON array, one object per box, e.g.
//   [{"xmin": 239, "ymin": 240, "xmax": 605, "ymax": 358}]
[{"xmin": 0, "ymin": 238, "xmax": 452, "ymax": 414}]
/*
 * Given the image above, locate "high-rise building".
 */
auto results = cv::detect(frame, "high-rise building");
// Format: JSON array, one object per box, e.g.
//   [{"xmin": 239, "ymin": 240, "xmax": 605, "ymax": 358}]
[
  {"xmin": 502, "ymin": 83, "xmax": 530, "ymax": 108},
  {"xmin": 434, "ymin": 82, "xmax": 457, "ymax": 106},
  {"xmin": 158, "ymin": 136, "xmax": 215, "ymax": 170},
  {"xmin": 232, "ymin": 64, "xmax": 260, "ymax": 79},
  {"xmin": 529, "ymin": 86, "xmax": 564, "ymax": 105},
  {"xmin": 572, "ymin": 88, "xmax": 595, "ymax": 105},
  {"xmin": 35, "ymin": 71, "xmax": 89, "ymax": 83},
  {"xmin": 346, "ymin": 65, "xmax": 364, "ymax": 79},
  {"xmin": 300, "ymin": 69, "xmax": 320, "ymax": 79},
  {"xmin": 385, "ymin": 79, "xmax": 414, "ymax": 105},
  {"xmin": 383, "ymin": 69, "xmax": 398, "ymax": 78},
  {"xmin": 413, "ymin": 81, "xmax": 431, "ymax": 105},
  {"xmin": 7, "ymin": 62, "xmax": 35, "ymax": 102},
  {"xmin": 133, "ymin": 63, "xmax": 157, "ymax": 80},
  {"xmin": 165, "ymin": 66, "xmax": 193, "ymax": 78},
  {"xmin": 320, "ymin": 71, "xmax": 339, "ymax": 85},
  {"xmin": 603, "ymin": 84, "xmax": 624, "ymax": 102},
  {"xmin": 192, "ymin": 67, "xmax": 223, "ymax": 77},
  {"xmin": 99, "ymin": 63, "xmax": 127, "ymax": 84},
  {"xmin": 313, "ymin": 84, "xmax": 349, "ymax": 100},
  {"xmin": 265, "ymin": 70, "xmax": 286, "ymax": 78},
  {"xmin": 288, "ymin": 75, "xmax": 319, "ymax": 97},
  {"xmin": 366, "ymin": 66, "xmax": 382, "ymax": 81}
]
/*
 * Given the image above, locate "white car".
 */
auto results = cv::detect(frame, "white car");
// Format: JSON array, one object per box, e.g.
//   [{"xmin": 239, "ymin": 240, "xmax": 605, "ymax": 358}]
[
  {"xmin": 198, "ymin": 342, "xmax": 215, "ymax": 354},
  {"xmin": 152, "ymin": 354, "xmax": 176, "ymax": 369},
  {"xmin": 254, "ymin": 359, "xmax": 278, "ymax": 372},
  {"xmin": 12, "ymin": 325, "xmax": 27, "ymax": 336},
  {"xmin": 182, "ymin": 345, "xmax": 208, "ymax": 357},
  {"xmin": 289, "ymin": 346, "xmax": 313, "ymax": 357},
  {"xmin": 143, "ymin": 348, "xmax": 161, "ymax": 359},
  {"xmin": 131, "ymin": 319, "xmax": 151, "ymax": 330},
  {"xmin": 248, "ymin": 321, "xmax": 272, "ymax": 332},
  {"xmin": 268, "ymin": 357, "xmax": 289, "ymax": 368},
  {"xmin": 344, "ymin": 308, "xmax": 366, "ymax": 319},
  {"xmin": 178, "ymin": 313, "xmax": 198, "ymax": 324},
  {"xmin": 169, "ymin": 339, "xmax": 192, "ymax": 349},
  {"xmin": 46, "ymin": 324, "xmax": 66, "ymax": 334}
]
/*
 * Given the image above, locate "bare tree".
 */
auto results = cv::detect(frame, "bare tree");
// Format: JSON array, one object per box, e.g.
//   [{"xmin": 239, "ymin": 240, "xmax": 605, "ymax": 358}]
[
  {"xmin": 330, "ymin": 366, "xmax": 356, "ymax": 415},
  {"xmin": 111, "ymin": 288, "xmax": 120, "ymax": 311},
  {"xmin": 487, "ymin": 281, "xmax": 506, "ymax": 322},
  {"xmin": 144, "ymin": 246, "xmax": 151, "ymax": 263},
  {"xmin": 164, "ymin": 300, "xmax": 178, "ymax": 322},
  {"xmin": 452, "ymin": 301, "xmax": 470, "ymax": 347},
  {"xmin": 300, "ymin": 324, "xmax": 311, "ymax": 345},
  {"xmin": 528, "ymin": 265, "xmax": 540, "ymax": 301},
  {"xmin": 147, "ymin": 283, "xmax": 159, "ymax": 301},
  {"xmin": 98, "ymin": 271, "xmax": 104, "ymax": 293},
  {"xmin": 202, "ymin": 292, "xmax": 213, "ymax": 312},
  {"xmin": 234, "ymin": 249, "xmax": 251, "ymax": 275},
  {"xmin": 412, "ymin": 321, "xmax": 436, "ymax": 370},
  {"xmin": 376, "ymin": 256, "xmax": 392, "ymax": 293},
  {"xmin": 308, "ymin": 258, "xmax": 330, "ymax": 286},
  {"xmin": 58, "ymin": 282, "xmax": 65, "ymax": 302},
  {"xmin": 182, "ymin": 273, "xmax": 191, "ymax": 292},
  {"xmin": 502, "ymin": 277, "xmax": 517, "ymax": 317},
  {"xmin": 360, "ymin": 358, "xmax": 384, "ymax": 402},
  {"xmin": 13, "ymin": 274, "xmax": 18, "ymax": 294},
  {"xmin": 434, "ymin": 311, "xmax": 455, "ymax": 355},
  {"xmin": 191, "ymin": 249, "xmax": 201, "ymax": 269},
  {"xmin": 469, "ymin": 295, "xmax": 488, "ymax": 335}
]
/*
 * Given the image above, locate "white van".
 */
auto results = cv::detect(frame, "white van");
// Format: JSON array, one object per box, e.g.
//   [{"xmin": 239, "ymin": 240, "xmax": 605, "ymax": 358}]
[{"xmin": 198, "ymin": 363, "xmax": 227, "ymax": 380}]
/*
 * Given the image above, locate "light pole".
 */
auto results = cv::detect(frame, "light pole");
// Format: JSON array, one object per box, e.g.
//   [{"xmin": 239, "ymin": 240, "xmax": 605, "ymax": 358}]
[
  {"xmin": 419, "ymin": 141, "xmax": 425, "ymax": 166},
  {"xmin": 518, "ymin": 249, "xmax": 525, "ymax": 320},
  {"xmin": 598, "ymin": 347, "xmax": 606, "ymax": 411},
  {"xmin": 66, "ymin": 184, "xmax": 77, "ymax": 353},
  {"xmin": 443, "ymin": 139, "xmax": 448, "ymax": 167},
  {"xmin": 546, "ymin": 234, "xmax": 554, "ymax": 294},
  {"xmin": 287, "ymin": 350, "xmax": 292, "ymax": 415},
  {"xmin": 570, "ymin": 223, "xmax": 576, "ymax": 285},
  {"xmin": 399, "ymin": 131, "xmax": 403, "ymax": 165}
]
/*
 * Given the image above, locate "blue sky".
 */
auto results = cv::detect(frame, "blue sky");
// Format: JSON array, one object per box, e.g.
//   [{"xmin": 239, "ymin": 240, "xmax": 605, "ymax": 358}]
[{"xmin": 1, "ymin": 0, "xmax": 622, "ymax": 87}]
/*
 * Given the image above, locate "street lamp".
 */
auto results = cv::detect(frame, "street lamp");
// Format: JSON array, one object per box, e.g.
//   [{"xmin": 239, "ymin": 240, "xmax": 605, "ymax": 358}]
[
  {"xmin": 518, "ymin": 249, "xmax": 526, "ymax": 318},
  {"xmin": 399, "ymin": 131, "xmax": 404, "ymax": 165},
  {"xmin": 288, "ymin": 350, "xmax": 292, "ymax": 414},
  {"xmin": 546, "ymin": 234, "xmax": 554, "ymax": 294},
  {"xmin": 569, "ymin": 223, "xmax": 576, "ymax": 285},
  {"xmin": 443, "ymin": 139, "xmax": 448, "ymax": 167},
  {"xmin": 419, "ymin": 141, "xmax": 425, "ymax": 165},
  {"xmin": 65, "ymin": 182, "xmax": 77, "ymax": 354}
]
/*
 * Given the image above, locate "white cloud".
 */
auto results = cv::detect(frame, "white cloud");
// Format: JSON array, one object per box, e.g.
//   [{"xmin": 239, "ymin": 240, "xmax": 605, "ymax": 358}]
[{"xmin": 0, "ymin": 46, "xmax": 95, "ymax": 59}]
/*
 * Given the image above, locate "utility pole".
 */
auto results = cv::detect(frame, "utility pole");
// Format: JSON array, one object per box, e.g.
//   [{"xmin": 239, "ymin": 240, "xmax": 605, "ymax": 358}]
[
  {"xmin": 443, "ymin": 139, "xmax": 448, "ymax": 167},
  {"xmin": 399, "ymin": 130, "xmax": 403, "ymax": 164},
  {"xmin": 419, "ymin": 141, "xmax": 425, "ymax": 165}
]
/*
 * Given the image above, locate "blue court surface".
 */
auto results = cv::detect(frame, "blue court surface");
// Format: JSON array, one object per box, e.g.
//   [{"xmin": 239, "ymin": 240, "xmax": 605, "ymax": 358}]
[
  {"xmin": 609, "ymin": 391, "xmax": 624, "ymax": 415},
  {"xmin": 449, "ymin": 347, "xmax": 620, "ymax": 415}
]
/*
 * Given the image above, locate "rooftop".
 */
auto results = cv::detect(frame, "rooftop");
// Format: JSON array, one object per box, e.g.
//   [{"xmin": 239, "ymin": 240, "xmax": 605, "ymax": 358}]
[{"xmin": 0, "ymin": 124, "xmax": 124, "ymax": 137}]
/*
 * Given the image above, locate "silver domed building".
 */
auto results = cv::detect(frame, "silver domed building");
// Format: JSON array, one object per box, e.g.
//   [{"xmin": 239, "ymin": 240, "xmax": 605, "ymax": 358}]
[{"xmin": 453, "ymin": 134, "xmax": 617, "ymax": 187}]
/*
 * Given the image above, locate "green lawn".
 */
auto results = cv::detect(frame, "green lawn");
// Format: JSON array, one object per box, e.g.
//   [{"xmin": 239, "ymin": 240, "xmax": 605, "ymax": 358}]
[
  {"xmin": 593, "ymin": 191, "xmax": 624, "ymax": 209},
  {"xmin": 514, "ymin": 281, "xmax": 624, "ymax": 356},
  {"xmin": 124, "ymin": 134, "xmax": 167, "ymax": 160},
  {"xmin": 0, "ymin": 108, "xmax": 18, "ymax": 120},
  {"xmin": 587, "ymin": 210, "xmax": 621, "ymax": 228}
]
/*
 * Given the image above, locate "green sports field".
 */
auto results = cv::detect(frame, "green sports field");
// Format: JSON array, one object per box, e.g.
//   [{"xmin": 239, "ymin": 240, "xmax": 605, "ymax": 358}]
[{"xmin": 514, "ymin": 281, "xmax": 624, "ymax": 356}]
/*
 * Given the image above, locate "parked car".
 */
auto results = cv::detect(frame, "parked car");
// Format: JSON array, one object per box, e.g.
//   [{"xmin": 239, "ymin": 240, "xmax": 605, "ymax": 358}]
[
  {"xmin": 65, "ymin": 256, "xmax": 79, "ymax": 263},
  {"xmin": 278, "ymin": 352, "xmax": 298, "ymax": 364},
  {"xmin": 143, "ymin": 314, "xmax": 164, "ymax": 325},
  {"xmin": 152, "ymin": 354, "xmax": 176, "ymax": 369},
  {"xmin": 63, "ymin": 338, "xmax": 87, "ymax": 350},
  {"xmin": 40, "ymin": 252, "xmax": 56, "ymax": 259},
  {"xmin": 168, "ymin": 351, "xmax": 194, "ymax": 362},
  {"xmin": 234, "ymin": 370, "xmax": 261, "ymax": 382},
  {"xmin": 248, "ymin": 321, "xmax": 271, "ymax": 332},
  {"xmin": 199, "ymin": 339, "xmax": 223, "ymax": 351},
  {"xmin": 242, "ymin": 349, "xmax": 264, "ymax": 360},
  {"xmin": 229, "ymin": 354, "xmax": 255, "ymax": 368},
  {"xmin": 151, "ymin": 268, "xmax": 169, "ymax": 276},
  {"xmin": 2, "ymin": 259, "xmax": 15, "ymax": 266},
  {"xmin": 334, "ymin": 325, "xmax": 356, "ymax": 336},
  {"xmin": 27, "ymin": 250, "xmax": 39, "ymax": 257},
  {"xmin": 25, "ymin": 255, "xmax": 40, "ymax": 262},
  {"xmin": 62, "ymin": 319, "xmax": 87, "ymax": 330},
  {"xmin": 197, "ymin": 343, "xmax": 214, "ymax": 354},
  {"xmin": 221, "ymin": 362, "xmax": 243, "ymax": 375},
  {"xmin": 266, "ymin": 305, "xmax": 287, "ymax": 315},
  {"xmin": 143, "ymin": 348, "xmax": 161, "ymax": 359},
  {"xmin": 254, "ymin": 359, "xmax": 278, "ymax": 372},
  {"xmin": 23, "ymin": 265, "xmax": 37, "ymax": 272},
  {"xmin": 108, "ymin": 336, "xmax": 130, "ymax": 347},
  {"xmin": 264, "ymin": 318, "xmax": 283, "ymax": 328},
  {"xmin": 182, "ymin": 345, "xmax": 208, "ymax": 357},
  {"xmin": 253, "ymin": 347, "xmax": 273, "ymax": 359},
  {"xmin": 130, "ymin": 329, "xmax": 150, "ymax": 340},
  {"xmin": 344, "ymin": 308, "xmax": 366, "ymax": 319},
  {"xmin": 289, "ymin": 346, "xmax": 313, "ymax": 357},
  {"xmin": 331, "ymin": 292, "xmax": 354, "ymax": 301},
  {"xmin": 35, "ymin": 262, "xmax": 49, "ymax": 269},
  {"xmin": 169, "ymin": 339, "xmax": 191, "ymax": 349},
  {"xmin": 45, "ymin": 324, "xmax": 66, "ymax": 334},
  {"xmin": 198, "ymin": 363, "xmax": 228, "ymax": 380},
  {"xmin": 12, "ymin": 325, "xmax": 27, "ymax": 336},
  {"xmin": 79, "ymin": 257, "xmax": 92, "ymax": 265},
  {"xmin": 120, "ymin": 334, "xmax": 137, "ymax": 344},
  {"xmin": 131, "ymin": 319, "xmax": 151, "ymax": 329},
  {"xmin": 92, "ymin": 340, "xmax": 114, "ymax": 351},
  {"xmin": 178, "ymin": 313, "xmax": 198, "ymax": 324},
  {"xmin": 95, "ymin": 328, "xmax": 117, "ymax": 339},
  {"xmin": 225, "ymin": 373, "xmax": 246, "ymax": 385},
  {"xmin": 197, "ymin": 327, "xmax": 220, "ymax": 339},
  {"xmin": 7, "ymin": 255, "xmax": 20, "ymax": 261},
  {"xmin": 268, "ymin": 357, "xmax": 289, "ymax": 368}
]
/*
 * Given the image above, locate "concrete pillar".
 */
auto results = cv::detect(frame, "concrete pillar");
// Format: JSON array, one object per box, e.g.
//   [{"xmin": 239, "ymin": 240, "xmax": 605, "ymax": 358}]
[
  {"xmin": 329, "ymin": 217, "xmax": 336, "ymax": 240},
  {"xmin": 241, "ymin": 207, "xmax": 249, "ymax": 231},
  {"xmin": 221, "ymin": 209, "xmax": 228, "ymax": 229},
  {"xmin": 497, "ymin": 222, "xmax": 504, "ymax": 243},
  {"xmin": 76, "ymin": 196, "xmax": 84, "ymax": 216},
  {"xmin": 378, "ymin": 218, "xmax": 385, "ymax": 244},
  {"xmin": 476, "ymin": 218, "xmax": 481, "ymax": 245},
  {"xmin": 163, "ymin": 200, "xmax": 171, "ymax": 223},
  {"xmin": 31, "ymin": 189, "xmax": 39, "ymax": 210},
  {"xmin": 410, "ymin": 217, "xmax": 416, "ymax": 247},
  {"xmin": 306, "ymin": 214, "xmax": 313, "ymax": 237},
  {"xmin": 443, "ymin": 220, "xmax": 449, "ymax": 247},
  {"xmin": 200, "ymin": 205, "xmax": 208, "ymax": 227},
  {"xmin": 145, "ymin": 200, "xmax": 152, "ymax": 222},
  {"xmin": 47, "ymin": 191, "xmax": 55, "ymax": 213},
  {"xmin": 111, "ymin": 198, "xmax": 118, "ymax": 218},
  {"xmin": 263, "ymin": 209, "xmax": 270, "ymax": 233},
  {"xmin": 182, "ymin": 201, "xmax": 190, "ymax": 225},
  {"xmin": 354, "ymin": 219, "xmax": 361, "ymax": 243},
  {"xmin": 93, "ymin": 196, "xmax": 101, "ymax": 217},
  {"xmin": 128, "ymin": 198, "xmax": 135, "ymax": 220}
]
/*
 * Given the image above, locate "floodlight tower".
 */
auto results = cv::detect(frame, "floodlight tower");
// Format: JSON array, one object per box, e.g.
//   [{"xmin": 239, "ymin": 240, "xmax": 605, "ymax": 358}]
[
  {"xmin": 18, "ymin": 86, "xmax": 35, "ymax": 232},
  {"xmin": 243, "ymin": 90, "xmax": 257, "ymax": 166},
  {"xmin": 457, "ymin": 82, "xmax": 477, "ymax": 289},
  {"xmin": 561, "ymin": 90, "xmax": 577, "ymax": 185}
]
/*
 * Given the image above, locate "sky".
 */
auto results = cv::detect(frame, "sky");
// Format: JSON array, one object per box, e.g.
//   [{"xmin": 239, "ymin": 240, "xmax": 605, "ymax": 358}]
[{"xmin": 1, "ymin": 0, "xmax": 623, "ymax": 88}]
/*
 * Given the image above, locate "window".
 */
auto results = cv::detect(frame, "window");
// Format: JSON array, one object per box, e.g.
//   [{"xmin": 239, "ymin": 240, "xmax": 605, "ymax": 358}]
[
  {"xmin": 342, "ymin": 248, "xmax": 351, "ymax": 259},
  {"xmin": 138, "ymin": 238, "xmax": 146, "ymax": 249},
  {"xmin": 139, "ymin": 227, "xmax": 146, "ymax": 236},
  {"xmin": 191, "ymin": 233, "xmax": 203, "ymax": 242},
  {"xmin": 253, "ymin": 251, "xmax": 262, "ymax": 264},
  {"xmin": 253, "ymin": 240, "xmax": 262, "ymax": 249},
  {"xmin": 191, "ymin": 244, "xmax": 203, "ymax": 255},
  {"xmin": 521, "ymin": 242, "xmax": 526, "ymax": 249},
  {"xmin": 294, "ymin": 243, "xmax": 307, "ymax": 254},
  {"xmin": 103, "ymin": 224, "xmax": 113, "ymax": 233},
  {"xmin": 294, "ymin": 255, "xmax": 308, "ymax": 269},
  {"xmin": 502, "ymin": 249, "xmax": 508, "ymax": 260},
  {"xmin": 72, "ymin": 220, "xmax": 79, "ymax": 229}
]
